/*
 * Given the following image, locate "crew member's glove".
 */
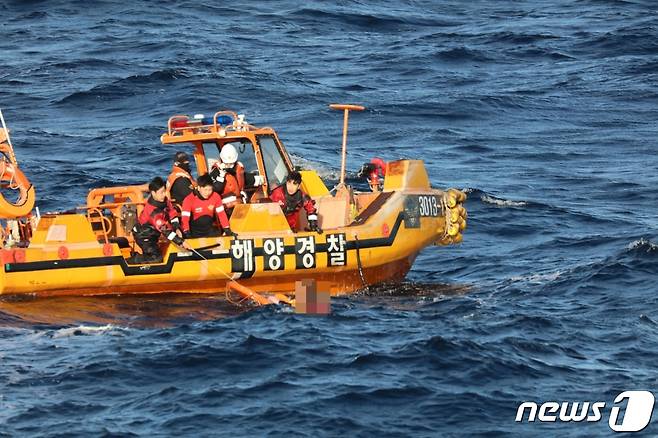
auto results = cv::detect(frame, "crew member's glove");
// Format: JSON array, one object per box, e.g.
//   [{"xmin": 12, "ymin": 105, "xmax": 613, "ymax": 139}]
[
  {"xmin": 253, "ymin": 174, "xmax": 265, "ymax": 186},
  {"xmin": 358, "ymin": 162, "xmax": 377, "ymax": 179},
  {"xmin": 308, "ymin": 219, "xmax": 322, "ymax": 234},
  {"xmin": 167, "ymin": 231, "xmax": 184, "ymax": 246},
  {"xmin": 171, "ymin": 217, "xmax": 181, "ymax": 231},
  {"xmin": 240, "ymin": 191, "xmax": 248, "ymax": 203}
]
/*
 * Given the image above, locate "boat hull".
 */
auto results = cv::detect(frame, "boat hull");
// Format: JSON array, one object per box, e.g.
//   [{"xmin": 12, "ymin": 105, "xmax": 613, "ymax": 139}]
[{"xmin": 0, "ymin": 160, "xmax": 466, "ymax": 299}]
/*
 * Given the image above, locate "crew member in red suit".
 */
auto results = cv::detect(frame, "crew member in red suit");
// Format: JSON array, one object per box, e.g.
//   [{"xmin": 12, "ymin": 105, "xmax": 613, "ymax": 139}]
[
  {"xmin": 132, "ymin": 176, "xmax": 191, "ymax": 263},
  {"xmin": 181, "ymin": 174, "xmax": 237, "ymax": 238},
  {"xmin": 270, "ymin": 171, "xmax": 321, "ymax": 233}
]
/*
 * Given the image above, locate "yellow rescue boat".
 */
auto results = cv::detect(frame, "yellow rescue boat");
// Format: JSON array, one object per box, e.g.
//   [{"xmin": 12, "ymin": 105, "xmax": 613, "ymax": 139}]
[{"xmin": 0, "ymin": 105, "xmax": 466, "ymax": 302}]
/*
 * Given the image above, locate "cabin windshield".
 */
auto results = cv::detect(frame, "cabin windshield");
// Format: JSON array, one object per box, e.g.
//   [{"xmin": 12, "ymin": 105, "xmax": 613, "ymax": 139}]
[
  {"xmin": 257, "ymin": 135, "xmax": 289, "ymax": 190},
  {"xmin": 202, "ymin": 139, "xmax": 258, "ymax": 175}
]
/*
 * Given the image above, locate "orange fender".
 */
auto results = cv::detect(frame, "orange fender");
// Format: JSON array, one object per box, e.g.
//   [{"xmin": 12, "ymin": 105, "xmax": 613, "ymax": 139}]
[{"xmin": 0, "ymin": 160, "xmax": 35, "ymax": 219}]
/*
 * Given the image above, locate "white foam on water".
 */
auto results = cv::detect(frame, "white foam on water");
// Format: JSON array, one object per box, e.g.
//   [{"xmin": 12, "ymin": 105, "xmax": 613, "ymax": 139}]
[
  {"xmin": 290, "ymin": 153, "xmax": 339, "ymax": 181},
  {"xmin": 51, "ymin": 324, "xmax": 123, "ymax": 339},
  {"xmin": 627, "ymin": 238, "xmax": 658, "ymax": 252},
  {"xmin": 481, "ymin": 194, "xmax": 528, "ymax": 207},
  {"xmin": 509, "ymin": 270, "xmax": 563, "ymax": 284}
]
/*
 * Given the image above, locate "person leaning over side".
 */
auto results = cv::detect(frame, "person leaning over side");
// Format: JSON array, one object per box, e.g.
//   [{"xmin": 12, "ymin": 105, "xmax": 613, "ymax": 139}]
[
  {"xmin": 132, "ymin": 176, "xmax": 191, "ymax": 263},
  {"xmin": 209, "ymin": 142, "xmax": 264, "ymax": 216},
  {"xmin": 180, "ymin": 174, "xmax": 237, "ymax": 238},
  {"xmin": 270, "ymin": 171, "xmax": 321, "ymax": 233},
  {"xmin": 166, "ymin": 151, "xmax": 196, "ymax": 207}
]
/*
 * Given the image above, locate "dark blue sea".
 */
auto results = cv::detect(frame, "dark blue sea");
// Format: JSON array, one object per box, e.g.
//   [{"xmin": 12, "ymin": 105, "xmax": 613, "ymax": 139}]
[{"xmin": 1, "ymin": 0, "xmax": 658, "ymax": 436}]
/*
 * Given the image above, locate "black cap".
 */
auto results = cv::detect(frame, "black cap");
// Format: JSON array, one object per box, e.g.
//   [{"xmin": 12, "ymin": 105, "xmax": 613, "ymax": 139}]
[{"xmin": 174, "ymin": 151, "xmax": 190, "ymax": 163}]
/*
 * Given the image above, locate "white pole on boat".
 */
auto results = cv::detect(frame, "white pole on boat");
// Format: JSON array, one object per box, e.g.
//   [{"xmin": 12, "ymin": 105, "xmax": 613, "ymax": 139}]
[
  {"xmin": 0, "ymin": 109, "xmax": 12, "ymax": 146},
  {"xmin": 0, "ymin": 108, "xmax": 18, "ymax": 164},
  {"xmin": 330, "ymin": 104, "xmax": 365, "ymax": 187}
]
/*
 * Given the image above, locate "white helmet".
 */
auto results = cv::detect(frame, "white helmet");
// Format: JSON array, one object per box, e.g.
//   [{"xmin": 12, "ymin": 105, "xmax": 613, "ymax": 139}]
[{"xmin": 220, "ymin": 143, "xmax": 239, "ymax": 164}]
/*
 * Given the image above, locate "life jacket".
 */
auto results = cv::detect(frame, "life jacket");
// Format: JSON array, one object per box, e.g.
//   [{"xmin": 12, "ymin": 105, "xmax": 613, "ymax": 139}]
[
  {"xmin": 283, "ymin": 189, "xmax": 303, "ymax": 215},
  {"xmin": 212, "ymin": 162, "xmax": 246, "ymax": 209},
  {"xmin": 166, "ymin": 165, "xmax": 195, "ymax": 204}
]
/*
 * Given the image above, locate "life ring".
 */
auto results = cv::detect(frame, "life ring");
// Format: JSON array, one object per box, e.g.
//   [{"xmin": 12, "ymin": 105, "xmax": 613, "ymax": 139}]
[{"xmin": 0, "ymin": 159, "xmax": 36, "ymax": 219}]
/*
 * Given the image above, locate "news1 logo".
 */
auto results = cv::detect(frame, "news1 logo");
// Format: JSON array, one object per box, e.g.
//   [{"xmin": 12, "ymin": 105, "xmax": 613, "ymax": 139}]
[{"xmin": 516, "ymin": 391, "xmax": 655, "ymax": 432}]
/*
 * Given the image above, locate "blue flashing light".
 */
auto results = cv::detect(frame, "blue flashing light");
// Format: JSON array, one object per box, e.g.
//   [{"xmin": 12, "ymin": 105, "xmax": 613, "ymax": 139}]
[{"xmin": 216, "ymin": 115, "xmax": 233, "ymax": 125}]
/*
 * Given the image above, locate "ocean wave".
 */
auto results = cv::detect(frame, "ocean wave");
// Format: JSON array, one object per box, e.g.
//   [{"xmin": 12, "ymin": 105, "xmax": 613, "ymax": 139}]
[
  {"xmin": 624, "ymin": 59, "xmax": 658, "ymax": 75},
  {"xmin": 532, "ymin": 234, "xmax": 618, "ymax": 252},
  {"xmin": 49, "ymin": 58, "xmax": 122, "ymax": 70},
  {"xmin": 396, "ymin": 335, "xmax": 485, "ymax": 358},
  {"xmin": 485, "ymin": 31, "xmax": 560, "ymax": 45},
  {"xmin": 323, "ymin": 386, "xmax": 434, "ymax": 407},
  {"xmin": 509, "ymin": 47, "xmax": 576, "ymax": 60},
  {"xmin": 465, "ymin": 188, "xmax": 632, "ymax": 228},
  {"xmin": 55, "ymin": 68, "xmax": 189, "ymax": 105},
  {"xmin": 287, "ymin": 7, "xmax": 452, "ymax": 29},
  {"xmin": 450, "ymin": 143, "xmax": 495, "ymax": 154},
  {"xmin": 9, "ymin": 11, "xmax": 48, "ymax": 21},
  {"xmin": 433, "ymin": 47, "xmax": 493, "ymax": 63},
  {"xmin": 574, "ymin": 25, "xmax": 658, "ymax": 57},
  {"xmin": 480, "ymin": 95, "xmax": 529, "ymax": 110}
]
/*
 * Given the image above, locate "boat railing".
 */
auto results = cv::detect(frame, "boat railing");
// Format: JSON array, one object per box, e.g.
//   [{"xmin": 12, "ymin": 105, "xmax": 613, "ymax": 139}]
[
  {"xmin": 166, "ymin": 110, "xmax": 258, "ymax": 137},
  {"xmin": 85, "ymin": 207, "xmax": 113, "ymax": 244}
]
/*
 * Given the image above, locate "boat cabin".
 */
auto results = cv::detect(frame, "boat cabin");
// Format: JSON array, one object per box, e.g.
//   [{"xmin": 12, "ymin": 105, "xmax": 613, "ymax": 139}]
[
  {"xmin": 82, "ymin": 110, "xmax": 374, "ymax": 256},
  {"xmin": 161, "ymin": 111, "xmax": 294, "ymax": 201}
]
